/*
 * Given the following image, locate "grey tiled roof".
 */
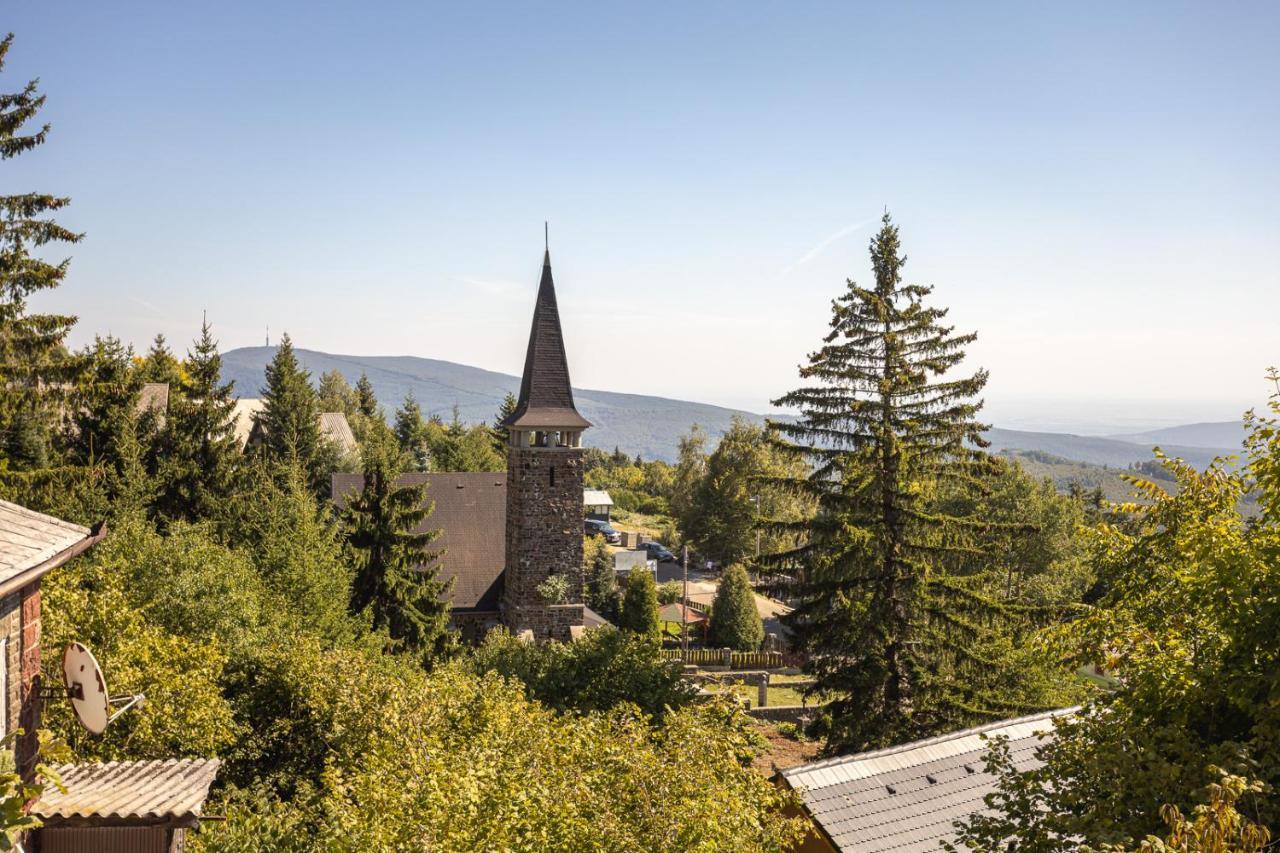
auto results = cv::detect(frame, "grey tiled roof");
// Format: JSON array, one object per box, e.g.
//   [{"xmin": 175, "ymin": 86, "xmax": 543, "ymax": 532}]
[
  {"xmin": 0, "ymin": 499, "xmax": 93, "ymax": 586},
  {"xmin": 333, "ymin": 472, "xmax": 508, "ymax": 611},
  {"xmin": 35, "ymin": 759, "xmax": 220, "ymax": 827},
  {"xmin": 780, "ymin": 708, "xmax": 1075, "ymax": 852}
]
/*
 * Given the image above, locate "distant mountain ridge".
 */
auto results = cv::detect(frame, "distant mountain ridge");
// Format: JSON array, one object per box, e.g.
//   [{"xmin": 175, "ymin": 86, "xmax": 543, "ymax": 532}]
[
  {"xmin": 1105, "ymin": 421, "xmax": 1247, "ymax": 450},
  {"xmin": 221, "ymin": 347, "xmax": 770, "ymax": 461},
  {"xmin": 221, "ymin": 347, "xmax": 1242, "ymax": 467}
]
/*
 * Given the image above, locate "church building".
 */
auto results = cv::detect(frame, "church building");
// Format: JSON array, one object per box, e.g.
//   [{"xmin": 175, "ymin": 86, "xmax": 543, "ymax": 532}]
[{"xmin": 332, "ymin": 247, "xmax": 592, "ymax": 641}]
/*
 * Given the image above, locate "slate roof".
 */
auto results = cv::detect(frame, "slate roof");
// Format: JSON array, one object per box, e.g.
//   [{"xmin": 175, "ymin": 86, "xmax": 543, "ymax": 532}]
[
  {"xmin": 333, "ymin": 472, "xmax": 508, "ymax": 611},
  {"xmin": 504, "ymin": 250, "xmax": 590, "ymax": 431},
  {"xmin": 779, "ymin": 708, "xmax": 1075, "ymax": 852},
  {"xmin": 35, "ymin": 759, "xmax": 220, "ymax": 828},
  {"xmin": 0, "ymin": 499, "xmax": 102, "ymax": 595},
  {"xmin": 318, "ymin": 411, "xmax": 359, "ymax": 455}
]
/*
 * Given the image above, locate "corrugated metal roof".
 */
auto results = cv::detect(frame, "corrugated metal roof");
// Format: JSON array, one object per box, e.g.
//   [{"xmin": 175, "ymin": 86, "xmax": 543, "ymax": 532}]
[
  {"xmin": 0, "ymin": 499, "xmax": 93, "ymax": 585},
  {"xmin": 583, "ymin": 489, "xmax": 613, "ymax": 507},
  {"xmin": 780, "ymin": 708, "xmax": 1075, "ymax": 852},
  {"xmin": 318, "ymin": 411, "xmax": 358, "ymax": 455},
  {"xmin": 333, "ymin": 472, "xmax": 507, "ymax": 611},
  {"xmin": 35, "ymin": 759, "xmax": 220, "ymax": 826}
]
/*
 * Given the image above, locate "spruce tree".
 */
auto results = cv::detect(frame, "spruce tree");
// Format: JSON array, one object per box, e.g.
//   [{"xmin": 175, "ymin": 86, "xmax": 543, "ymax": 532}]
[
  {"xmin": 708, "ymin": 564, "xmax": 764, "ymax": 651},
  {"xmin": 317, "ymin": 369, "xmax": 357, "ymax": 417},
  {"xmin": 492, "ymin": 392, "xmax": 517, "ymax": 454},
  {"xmin": 255, "ymin": 333, "xmax": 327, "ymax": 490},
  {"xmin": 771, "ymin": 213, "xmax": 1010, "ymax": 750},
  {"xmin": 69, "ymin": 335, "xmax": 141, "ymax": 468},
  {"xmin": 342, "ymin": 430, "xmax": 453, "ymax": 664},
  {"xmin": 140, "ymin": 333, "xmax": 184, "ymax": 387},
  {"xmin": 619, "ymin": 570, "xmax": 660, "ymax": 638},
  {"xmin": 155, "ymin": 319, "xmax": 240, "ymax": 521},
  {"xmin": 355, "ymin": 372, "xmax": 378, "ymax": 419},
  {"xmin": 0, "ymin": 34, "xmax": 81, "ymax": 469},
  {"xmin": 393, "ymin": 392, "xmax": 430, "ymax": 471}
]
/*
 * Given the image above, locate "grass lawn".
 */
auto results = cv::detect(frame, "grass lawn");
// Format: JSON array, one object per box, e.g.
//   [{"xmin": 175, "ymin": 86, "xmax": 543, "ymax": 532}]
[{"xmin": 707, "ymin": 682, "xmax": 815, "ymax": 708}]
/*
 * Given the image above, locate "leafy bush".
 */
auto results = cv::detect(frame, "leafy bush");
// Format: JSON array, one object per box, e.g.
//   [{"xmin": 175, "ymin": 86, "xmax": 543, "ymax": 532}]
[
  {"xmin": 709, "ymin": 564, "xmax": 764, "ymax": 651},
  {"xmin": 656, "ymin": 580, "xmax": 683, "ymax": 605},
  {"xmin": 620, "ymin": 570, "xmax": 660, "ymax": 637}
]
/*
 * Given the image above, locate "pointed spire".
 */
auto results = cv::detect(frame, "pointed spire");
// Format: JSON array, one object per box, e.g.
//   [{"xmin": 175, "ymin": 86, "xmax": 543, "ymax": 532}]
[{"xmin": 503, "ymin": 245, "xmax": 591, "ymax": 430}]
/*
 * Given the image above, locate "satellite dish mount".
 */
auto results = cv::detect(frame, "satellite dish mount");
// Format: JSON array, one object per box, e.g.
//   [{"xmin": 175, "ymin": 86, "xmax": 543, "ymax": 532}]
[{"xmin": 59, "ymin": 642, "xmax": 144, "ymax": 736}]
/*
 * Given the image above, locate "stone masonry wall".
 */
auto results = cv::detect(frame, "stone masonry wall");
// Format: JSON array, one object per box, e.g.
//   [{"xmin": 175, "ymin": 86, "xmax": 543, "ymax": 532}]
[
  {"xmin": 1, "ymin": 592, "xmax": 20, "ymax": 740},
  {"xmin": 502, "ymin": 445, "xmax": 585, "ymax": 640},
  {"xmin": 18, "ymin": 583, "xmax": 41, "ymax": 779}
]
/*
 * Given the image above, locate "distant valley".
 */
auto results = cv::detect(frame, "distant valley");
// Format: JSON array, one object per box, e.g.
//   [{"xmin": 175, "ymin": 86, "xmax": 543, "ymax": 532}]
[{"xmin": 222, "ymin": 348, "xmax": 1245, "ymax": 469}]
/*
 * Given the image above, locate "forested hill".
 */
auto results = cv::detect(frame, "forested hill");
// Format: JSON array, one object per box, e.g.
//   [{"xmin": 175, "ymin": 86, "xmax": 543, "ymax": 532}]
[
  {"xmin": 222, "ymin": 347, "xmax": 1242, "ymax": 467},
  {"xmin": 221, "ymin": 347, "xmax": 769, "ymax": 461}
]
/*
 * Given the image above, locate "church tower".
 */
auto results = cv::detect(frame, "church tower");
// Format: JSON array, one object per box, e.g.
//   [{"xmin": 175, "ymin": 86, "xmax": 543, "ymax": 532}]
[{"xmin": 500, "ymin": 247, "xmax": 590, "ymax": 640}]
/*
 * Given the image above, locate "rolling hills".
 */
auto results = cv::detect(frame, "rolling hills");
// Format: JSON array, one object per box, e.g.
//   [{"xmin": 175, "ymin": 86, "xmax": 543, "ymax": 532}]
[{"xmin": 222, "ymin": 347, "xmax": 1243, "ymax": 468}]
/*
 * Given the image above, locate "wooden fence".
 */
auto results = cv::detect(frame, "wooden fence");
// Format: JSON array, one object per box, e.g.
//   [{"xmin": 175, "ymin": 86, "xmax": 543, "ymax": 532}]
[{"xmin": 661, "ymin": 648, "xmax": 804, "ymax": 670}]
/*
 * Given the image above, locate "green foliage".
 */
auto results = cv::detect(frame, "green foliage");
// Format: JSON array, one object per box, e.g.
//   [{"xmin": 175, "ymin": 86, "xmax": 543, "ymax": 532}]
[
  {"xmin": 709, "ymin": 564, "xmax": 764, "ymax": 651},
  {"xmin": 392, "ymin": 391, "xmax": 431, "ymax": 471},
  {"xmin": 316, "ymin": 369, "xmax": 357, "ymax": 417},
  {"xmin": 619, "ymin": 569, "xmax": 660, "ymax": 637},
  {"xmin": 771, "ymin": 214, "xmax": 1048, "ymax": 751},
  {"xmin": 680, "ymin": 416, "xmax": 814, "ymax": 565},
  {"xmin": 41, "ymin": 515, "xmax": 240, "ymax": 759},
  {"xmin": 536, "ymin": 573, "xmax": 571, "ymax": 604},
  {"xmin": 342, "ymin": 430, "xmax": 454, "ymax": 664},
  {"xmin": 67, "ymin": 335, "xmax": 142, "ymax": 468},
  {"xmin": 468, "ymin": 628, "xmax": 696, "ymax": 720},
  {"xmin": 0, "ymin": 730, "xmax": 71, "ymax": 849},
  {"xmin": 138, "ymin": 333, "xmax": 184, "ymax": 387},
  {"xmin": 254, "ymin": 333, "xmax": 331, "ymax": 492},
  {"xmin": 656, "ymin": 579, "xmax": 683, "ymax": 605},
  {"xmin": 667, "ymin": 425, "xmax": 708, "ymax": 532},
  {"xmin": 584, "ymin": 534, "xmax": 621, "ymax": 620},
  {"xmin": 0, "ymin": 34, "xmax": 80, "ymax": 473},
  {"xmin": 193, "ymin": 667, "xmax": 805, "ymax": 852},
  {"xmin": 154, "ymin": 320, "xmax": 241, "ymax": 522},
  {"xmin": 493, "ymin": 390, "xmax": 517, "ymax": 453},
  {"xmin": 954, "ymin": 381, "xmax": 1280, "ymax": 847}
]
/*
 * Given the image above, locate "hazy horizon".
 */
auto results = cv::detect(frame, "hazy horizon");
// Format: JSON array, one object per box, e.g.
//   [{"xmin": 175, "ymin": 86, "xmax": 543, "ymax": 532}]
[{"xmin": 8, "ymin": 3, "xmax": 1278, "ymax": 428}]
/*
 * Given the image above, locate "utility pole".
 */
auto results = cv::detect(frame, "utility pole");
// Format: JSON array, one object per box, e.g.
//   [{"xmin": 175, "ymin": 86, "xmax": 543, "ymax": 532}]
[{"xmin": 681, "ymin": 544, "xmax": 689, "ymax": 662}]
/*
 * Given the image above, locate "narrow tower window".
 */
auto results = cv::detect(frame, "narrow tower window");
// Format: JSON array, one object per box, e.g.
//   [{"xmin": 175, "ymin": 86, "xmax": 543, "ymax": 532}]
[{"xmin": 550, "ymin": 466, "xmax": 556, "ymax": 487}]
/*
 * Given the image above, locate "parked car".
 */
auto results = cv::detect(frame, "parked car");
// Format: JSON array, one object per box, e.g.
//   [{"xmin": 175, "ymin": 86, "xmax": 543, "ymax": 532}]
[
  {"xmin": 584, "ymin": 518, "xmax": 622, "ymax": 545},
  {"xmin": 642, "ymin": 542, "xmax": 676, "ymax": 562}
]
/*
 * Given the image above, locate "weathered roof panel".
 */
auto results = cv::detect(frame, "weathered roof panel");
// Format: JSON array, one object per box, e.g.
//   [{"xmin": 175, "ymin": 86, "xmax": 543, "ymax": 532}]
[
  {"xmin": 318, "ymin": 411, "xmax": 358, "ymax": 455},
  {"xmin": 583, "ymin": 489, "xmax": 613, "ymax": 507},
  {"xmin": 35, "ymin": 759, "xmax": 220, "ymax": 828},
  {"xmin": 0, "ymin": 499, "xmax": 94, "ymax": 586},
  {"xmin": 781, "ymin": 708, "xmax": 1075, "ymax": 852}
]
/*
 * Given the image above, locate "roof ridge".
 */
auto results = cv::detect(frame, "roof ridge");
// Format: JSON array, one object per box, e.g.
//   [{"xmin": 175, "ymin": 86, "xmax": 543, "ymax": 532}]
[{"xmin": 783, "ymin": 707, "xmax": 1077, "ymax": 777}]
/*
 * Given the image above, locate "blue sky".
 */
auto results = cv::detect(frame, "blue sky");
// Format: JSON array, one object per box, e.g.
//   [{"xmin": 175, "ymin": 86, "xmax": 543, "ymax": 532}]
[{"xmin": 7, "ymin": 2, "xmax": 1279, "ymax": 431}]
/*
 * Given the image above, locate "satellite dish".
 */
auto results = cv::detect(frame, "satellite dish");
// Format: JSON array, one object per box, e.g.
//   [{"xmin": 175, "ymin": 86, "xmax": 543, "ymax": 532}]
[{"xmin": 61, "ymin": 642, "xmax": 143, "ymax": 735}]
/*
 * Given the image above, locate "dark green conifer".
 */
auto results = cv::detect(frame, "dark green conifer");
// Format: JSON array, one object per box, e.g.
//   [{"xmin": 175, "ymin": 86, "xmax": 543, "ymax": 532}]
[
  {"xmin": 255, "ymin": 333, "xmax": 328, "ymax": 491},
  {"xmin": 619, "ymin": 569, "xmax": 660, "ymax": 638},
  {"xmin": 771, "ymin": 213, "xmax": 1010, "ymax": 750},
  {"xmin": 69, "ymin": 335, "xmax": 141, "ymax": 467},
  {"xmin": 393, "ymin": 392, "xmax": 430, "ymax": 471},
  {"xmin": 492, "ymin": 392, "xmax": 517, "ymax": 454},
  {"xmin": 708, "ymin": 564, "xmax": 764, "ymax": 651},
  {"xmin": 355, "ymin": 372, "xmax": 378, "ymax": 419},
  {"xmin": 155, "ymin": 319, "xmax": 240, "ymax": 521},
  {"xmin": 140, "ymin": 334, "xmax": 184, "ymax": 387},
  {"xmin": 0, "ymin": 34, "xmax": 81, "ymax": 469},
  {"xmin": 342, "ymin": 430, "xmax": 453, "ymax": 665}
]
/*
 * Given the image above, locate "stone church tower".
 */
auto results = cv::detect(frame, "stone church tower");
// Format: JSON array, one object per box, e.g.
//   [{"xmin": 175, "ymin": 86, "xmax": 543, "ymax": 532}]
[{"xmin": 499, "ymin": 248, "xmax": 590, "ymax": 640}]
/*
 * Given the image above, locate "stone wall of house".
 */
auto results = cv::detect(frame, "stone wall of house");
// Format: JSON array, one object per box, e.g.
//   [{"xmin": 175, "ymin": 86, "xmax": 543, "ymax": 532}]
[
  {"xmin": 450, "ymin": 610, "xmax": 504, "ymax": 644},
  {"xmin": 502, "ymin": 445, "xmax": 585, "ymax": 640},
  {"xmin": 1, "ymin": 591, "xmax": 21, "ymax": 738},
  {"xmin": 747, "ymin": 705, "xmax": 817, "ymax": 725},
  {"xmin": 18, "ymin": 583, "xmax": 41, "ymax": 778}
]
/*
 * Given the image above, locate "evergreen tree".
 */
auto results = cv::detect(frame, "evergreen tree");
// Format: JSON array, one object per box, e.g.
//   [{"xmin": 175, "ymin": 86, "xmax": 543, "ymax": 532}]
[
  {"xmin": 770, "ymin": 213, "xmax": 1011, "ymax": 750},
  {"xmin": 708, "ymin": 564, "xmax": 764, "ymax": 651},
  {"xmin": 492, "ymin": 392, "xmax": 516, "ymax": 455},
  {"xmin": 0, "ymin": 34, "xmax": 81, "ymax": 470},
  {"xmin": 341, "ymin": 430, "xmax": 453, "ymax": 664},
  {"xmin": 255, "ymin": 333, "xmax": 328, "ymax": 491},
  {"xmin": 155, "ymin": 319, "xmax": 240, "ymax": 522},
  {"xmin": 139, "ymin": 333, "xmax": 184, "ymax": 387},
  {"xmin": 68, "ymin": 335, "xmax": 141, "ymax": 468},
  {"xmin": 619, "ymin": 570, "xmax": 660, "ymax": 638},
  {"xmin": 393, "ymin": 392, "xmax": 431, "ymax": 471},
  {"xmin": 355, "ymin": 372, "xmax": 378, "ymax": 419},
  {"xmin": 584, "ymin": 536, "xmax": 621, "ymax": 622}
]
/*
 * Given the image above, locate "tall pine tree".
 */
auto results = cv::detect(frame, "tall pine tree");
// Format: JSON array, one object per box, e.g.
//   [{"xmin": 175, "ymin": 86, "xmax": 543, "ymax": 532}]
[
  {"xmin": 492, "ymin": 391, "xmax": 516, "ymax": 454},
  {"xmin": 393, "ymin": 392, "xmax": 430, "ymax": 471},
  {"xmin": 355, "ymin": 372, "xmax": 378, "ymax": 419},
  {"xmin": 771, "ymin": 214, "xmax": 1014, "ymax": 750},
  {"xmin": 342, "ymin": 430, "xmax": 453, "ymax": 665},
  {"xmin": 155, "ymin": 319, "xmax": 240, "ymax": 521},
  {"xmin": 0, "ymin": 34, "xmax": 81, "ymax": 469}
]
